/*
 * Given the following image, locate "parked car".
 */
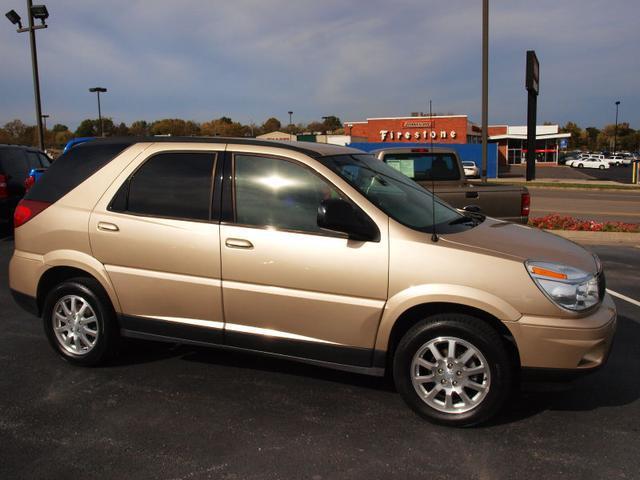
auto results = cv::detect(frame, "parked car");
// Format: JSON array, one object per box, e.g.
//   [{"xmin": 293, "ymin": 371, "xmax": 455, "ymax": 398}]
[
  {"xmin": 0, "ymin": 144, "xmax": 50, "ymax": 225},
  {"xmin": 566, "ymin": 158, "xmax": 610, "ymax": 169},
  {"xmin": 371, "ymin": 147, "xmax": 529, "ymax": 223},
  {"xmin": 9, "ymin": 138, "xmax": 616, "ymax": 427},
  {"xmin": 462, "ymin": 161, "xmax": 480, "ymax": 178},
  {"xmin": 606, "ymin": 155, "xmax": 631, "ymax": 167}
]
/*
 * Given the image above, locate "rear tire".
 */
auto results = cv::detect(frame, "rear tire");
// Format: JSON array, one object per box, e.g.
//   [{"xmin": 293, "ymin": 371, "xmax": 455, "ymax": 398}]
[
  {"xmin": 599, "ymin": 165, "xmax": 605, "ymax": 170},
  {"xmin": 578, "ymin": 163, "xmax": 584, "ymax": 168},
  {"xmin": 393, "ymin": 313, "xmax": 513, "ymax": 427},
  {"xmin": 42, "ymin": 277, "xmax": 119, "ymax": 366}
]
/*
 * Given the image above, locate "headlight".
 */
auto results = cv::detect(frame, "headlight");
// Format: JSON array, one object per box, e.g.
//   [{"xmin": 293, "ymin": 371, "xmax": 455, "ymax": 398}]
[{"xmin": 526, "ymin": 261, "xmax": 600, "ymax": 311}]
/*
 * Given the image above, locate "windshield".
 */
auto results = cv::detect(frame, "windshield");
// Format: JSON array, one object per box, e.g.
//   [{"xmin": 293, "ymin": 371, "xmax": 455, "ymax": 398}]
[{"xmin": 319, "ymin": 154, "xmax": 479, "ymax": 234}]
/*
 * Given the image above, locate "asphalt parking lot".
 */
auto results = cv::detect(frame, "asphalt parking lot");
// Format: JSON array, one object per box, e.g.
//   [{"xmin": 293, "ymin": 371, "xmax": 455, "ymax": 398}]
[{"xmin": 1, "ymin": 236, "xmax": 639, "ymax": 480}]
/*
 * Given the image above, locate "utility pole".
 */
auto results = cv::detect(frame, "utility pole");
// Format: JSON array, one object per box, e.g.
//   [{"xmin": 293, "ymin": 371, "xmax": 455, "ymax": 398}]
[
  {"xmin": 89, "ymin": 87, "xmax": 107, "ymax": 136},
  {"xmin": 5, "ymin": 1, "xmax": 49, "ymax": 151},
  {"xmin": 613, "ymin": 101, "xmax": 620, "ymax": 154},
  {"xmin": 481, "ymin": 0, "xmax": 489, "ymax": 182}
]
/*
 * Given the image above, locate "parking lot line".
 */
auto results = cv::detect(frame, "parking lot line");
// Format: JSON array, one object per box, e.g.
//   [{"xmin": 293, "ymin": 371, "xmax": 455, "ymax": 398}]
[{"xmin": 607, "ymin": 288, "xmax": 640, "ymax": 310}]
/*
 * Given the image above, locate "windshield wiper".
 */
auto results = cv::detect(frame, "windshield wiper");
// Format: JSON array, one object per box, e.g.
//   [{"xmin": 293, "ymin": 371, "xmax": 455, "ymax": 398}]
[{"xmin": 448, "ymin": 215, "xmax": 478, "ymax": 226}]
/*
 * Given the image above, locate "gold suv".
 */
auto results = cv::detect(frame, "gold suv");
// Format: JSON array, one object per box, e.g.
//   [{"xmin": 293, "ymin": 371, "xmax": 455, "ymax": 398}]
[{"xmin": 9, "ymin": 138, "xmax": 616, "ymax": 426}]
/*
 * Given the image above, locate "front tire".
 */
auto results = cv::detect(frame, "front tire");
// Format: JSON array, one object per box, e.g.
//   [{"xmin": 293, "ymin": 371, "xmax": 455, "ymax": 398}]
[
  {"xmin": 393, "ymin": 314, "xmax": 513, "ymax": 427},
  {"xmin": 578, "ymin": 163, "xmax": 584, "ymax": 168},
  {"xmin": 43, "ymin": 277, "xmax": 118, "ymax": 366},
  {"xmin": 599, "ymin": 165, "xmax": 605, "ymax": 170}
]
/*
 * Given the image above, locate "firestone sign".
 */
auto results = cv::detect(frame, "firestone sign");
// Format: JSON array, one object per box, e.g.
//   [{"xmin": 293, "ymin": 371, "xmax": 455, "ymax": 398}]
[{"xmin": 379, "ymin": 129, "xmax": 457, "ymax": 141}]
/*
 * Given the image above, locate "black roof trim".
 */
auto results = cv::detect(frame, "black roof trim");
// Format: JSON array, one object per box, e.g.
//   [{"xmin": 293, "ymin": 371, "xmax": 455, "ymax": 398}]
[{"xmin": 79, "ymin": 136, "xmax": 326, "ymax": 158}]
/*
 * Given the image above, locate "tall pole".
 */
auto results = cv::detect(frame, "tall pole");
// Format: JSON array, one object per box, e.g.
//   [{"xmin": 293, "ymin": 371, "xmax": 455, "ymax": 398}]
[
  {"xmin": 481, "ymin": 0, "xmax": 488, "ymax": 182},
  {"xmin": 27, "ymin": 0, "xmax": 45, "ymax": 151},
  {"xmin": 97, "ymin": 90, "xmax": 103, "ymax": 137},
  {"xmin": 613, "ymin": 101, "xmax": 620, "ymax": 154},
  {"xmin": 288, "ymin": 110, "xmax": 293, "ymax": 140}
]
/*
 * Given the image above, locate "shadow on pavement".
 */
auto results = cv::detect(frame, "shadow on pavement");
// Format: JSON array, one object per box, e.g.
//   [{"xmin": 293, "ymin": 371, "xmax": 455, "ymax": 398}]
[{"xmin": 110, "ymin": 311, "xmax": 639, "ymax": 426}]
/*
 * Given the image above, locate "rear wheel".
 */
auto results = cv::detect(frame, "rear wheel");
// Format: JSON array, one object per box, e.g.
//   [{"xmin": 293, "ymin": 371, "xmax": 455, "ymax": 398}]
[
  {"xmin": 578, "ymin": 163, "xmax": 584, "ymax": 168},
  {"xmin": 393, "ymin": 313, "xmax": 513, "ymax": 427},
  {"xmin": 599, "ymin": 165, "xmax": 605, "ymax": 170},
  {"xmin": 43, "ymin": 277, "xmax": 118, "ymax": 366}
]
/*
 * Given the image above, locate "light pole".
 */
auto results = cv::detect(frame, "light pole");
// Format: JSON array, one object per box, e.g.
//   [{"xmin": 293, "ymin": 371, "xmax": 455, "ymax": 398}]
[
  {"xmin": 89, "ymin": 87, "xmax": 107, "ymax": 136},
  {"xmin": 41, "ymin": 113, "xmax": 48, "ymax": 147},
  {"xmin": 288, "ymin": 111, "xmax": 293, "ymax": 140},
  {"xmin": 5, "ymin": 2, "xmax": 49, "ymax": 151},
  {"xmin": 481, "ymin": 0, "xmax": 488, "ymax": 182},
  {"xmin": 613, "ymin": 100, "xmax": 620, "ymax": 155}
]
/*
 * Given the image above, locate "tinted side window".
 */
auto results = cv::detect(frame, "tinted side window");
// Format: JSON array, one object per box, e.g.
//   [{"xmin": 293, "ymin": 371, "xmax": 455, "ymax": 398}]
[
  {"xmin": 26, "ymin": 151, "xmax": 42, "ymax": 170},
  {"xmin": 234, "ymin": 154, "xmax": 341, "ymax": 233},
  {"xmin": 0, "ymin": 148, "xmax": 29, "ymax": 182},
  {"xmin": 121, "ymin": 152, "xmax": 215, "ymax": 221}
]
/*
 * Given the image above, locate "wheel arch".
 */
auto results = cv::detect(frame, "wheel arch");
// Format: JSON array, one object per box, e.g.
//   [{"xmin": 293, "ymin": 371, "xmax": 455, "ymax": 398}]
[
  {"xmin": 382, "ymin": 302, "xmax": 520, "ymax": 373},
  {"xmin": 36, "ymin": 251, "xmax": 121, "ymax": 315}
]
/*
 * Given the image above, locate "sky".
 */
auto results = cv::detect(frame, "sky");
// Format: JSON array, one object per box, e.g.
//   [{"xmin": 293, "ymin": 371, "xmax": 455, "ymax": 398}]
[{"xmin": 1, "ymin": 0, "xmax": 638, "ymax": 131}]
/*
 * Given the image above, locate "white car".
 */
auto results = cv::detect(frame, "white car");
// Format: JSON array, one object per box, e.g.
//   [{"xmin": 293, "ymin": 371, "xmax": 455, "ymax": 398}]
[
  {"xmin": 462, "ymin": 161, "xmax": 479, "ymax": 177},
  {"xmin": 606, "ymin": 155, "xmax": 631, "ymax": 166},
  {"xmin": 567, "ymin": 158, "xmax": 609, "ymax": 169}
]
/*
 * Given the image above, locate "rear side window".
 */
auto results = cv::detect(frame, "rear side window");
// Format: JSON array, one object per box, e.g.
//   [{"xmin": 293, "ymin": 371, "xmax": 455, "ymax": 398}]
[
  {"xmin": 0, "ymin": 148, "xmax": 29, "ymax": 181},
  {"xmin": 383, "ymin": 153, "xmax": 461, "ymax": 181},
  {"xmin": 112, "ymin": 152, "xmax": 215, "ymax": 221},
  {"xmin": 25, "ymin": 141, "xmax": 132, "ymax": 203}
]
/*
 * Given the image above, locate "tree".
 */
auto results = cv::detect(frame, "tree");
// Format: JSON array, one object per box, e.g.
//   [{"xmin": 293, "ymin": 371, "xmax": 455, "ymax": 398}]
[
  {"xmin": 149, "ymin": 118, "xmax": 200, "ymax": 136},
  {"xmin": 3, "ymin": 119, "xmax": 28, "ymax": 140},
  {"xmin": 322, "ymin": 115, "xmax": 342, "ymax": 132},
  {"xmin": 585, "ymin": 127, "xmax": 600, "ymax": 151},
  {"xmin": 560, "ymin": 121, "xmax": 583, "ymax": 149},
  {"xmin": 306, "ymin": 121, "xmax": 325, "ymax": 133},
  {"xmin": 52, "ymin": 123, "xmax": 68, "ymax": 133},
  {"xmin": 129, "ymin": 120, "xmax": 149, "ymax": 136},
  {"xmin": 201, "ymin": 117, "xmax": 246, "ymax": 137},
  {"xmin": 113, "ymin": 122, "xmax": 130, "ymax": 136},
  {"xmin": 261, "ymin": 117, "xmax": 281, "ymax": 133},
  {"xmin": 75, "ymin": 118, "xmax": 115, "ymax": 137}
]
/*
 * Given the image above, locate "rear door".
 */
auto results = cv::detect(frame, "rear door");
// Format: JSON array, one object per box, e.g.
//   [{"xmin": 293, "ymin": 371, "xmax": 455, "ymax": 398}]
[
  {"xmin": 219, "ymin": 149, "xmax": 388, "ymax": 367},
  {"xmin": 89, "ymin": 144, "xmax": 225, "ymax": 342}
]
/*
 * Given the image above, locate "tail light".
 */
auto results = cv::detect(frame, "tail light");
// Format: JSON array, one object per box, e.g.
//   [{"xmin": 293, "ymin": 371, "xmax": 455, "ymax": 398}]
[
  {"xmin": 0, "ymin": 174, "xmax": 7, "ymax": 199},
  {"xmin": 14, "ymin": 199, "xmax": 51, "ymax": 228},
  {"xmin": 521, "ymin": 192, "xmax": 531, "ymax": 218},
  {"xmin": 24, "ymin": 175, "xmax": 36, "ymax": 192}
]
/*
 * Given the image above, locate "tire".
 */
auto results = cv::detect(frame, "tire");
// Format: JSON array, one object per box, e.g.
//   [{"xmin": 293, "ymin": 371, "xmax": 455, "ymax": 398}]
[
  {"xmin": 578, "ymin": 163, "xmax": 584, "ymax": 168},
  {"xmin": 599, "ymin": 165, "xmax": 605, "ymax": 170},
  {"xmin": 393, "ymin": 313, "xmax": 513, "ymax": 427},
  {"xmin": 42, "ymin": 277, "xmax": 119, "ymax": 366}
]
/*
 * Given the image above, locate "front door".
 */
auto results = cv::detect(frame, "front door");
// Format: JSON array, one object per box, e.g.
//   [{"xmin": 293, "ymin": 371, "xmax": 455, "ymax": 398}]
[
  {"xmin": 89, "ymin": 146, "xmax": 224, "ymax": 343},
  {"xmin": 220, "ymin": 152, "xmax": 388, "ymax": 367}
]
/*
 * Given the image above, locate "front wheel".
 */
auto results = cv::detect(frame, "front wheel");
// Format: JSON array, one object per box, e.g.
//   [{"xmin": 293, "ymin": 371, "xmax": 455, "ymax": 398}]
[
  {"xmin": 578, "ymin": 163, "xmax": 584, "ymax": 168},
  {"xmin": 393, "ymin": 314, "xmax": 513, "ymax": 427},
  {"xmin": 42, "ymin": 277, "xmax": 119, "ymax": 366},
  {"xmin": 599, "ymin": 165, "xmax": 605, "ymax": 170}
]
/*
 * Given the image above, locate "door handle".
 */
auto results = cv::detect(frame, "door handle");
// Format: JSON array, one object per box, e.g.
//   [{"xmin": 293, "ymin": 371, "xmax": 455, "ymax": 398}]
[
  {"xmin": 97, "ymin": 222, "xmax": 119, "ymax": 232},
  {"xmin": 225, "ymin": 238, "xmax": 254, "ymax": 249},
  {"xmin": 465, "ymin": 191, "xmax": 479, "ymax": 199}
]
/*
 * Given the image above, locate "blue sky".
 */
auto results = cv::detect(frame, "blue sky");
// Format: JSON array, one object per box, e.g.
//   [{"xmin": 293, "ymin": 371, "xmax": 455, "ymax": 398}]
[{"xmin": 1, "ymin": 0, "xmax": 638, "ymax": 130}]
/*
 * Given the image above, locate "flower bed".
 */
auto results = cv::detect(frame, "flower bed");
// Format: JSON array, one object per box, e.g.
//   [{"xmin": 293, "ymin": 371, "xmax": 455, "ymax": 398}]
[{"xmin": 528, "ymin": 214, "xmax": 640, "ymax": 232}]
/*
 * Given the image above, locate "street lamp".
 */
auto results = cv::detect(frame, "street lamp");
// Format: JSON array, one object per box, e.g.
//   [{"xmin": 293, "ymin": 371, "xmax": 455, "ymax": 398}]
[
  {"xmin": 5, "ymin": 1, "xmax": 50, "ymax": 151},
  {"xmin": 613, "ymin": 100, "xmax": 621, "ymax": 155},
  {"xmin": 288, "ymin": 111, "xmax": 293, "ymax": 140},
  {"xmin": 41, "ymin": 113, "xmax": 48, "ymax": 147},
  {"xmin": 89, "ymin": 87, "xmax": 108, "ymax": 137}
]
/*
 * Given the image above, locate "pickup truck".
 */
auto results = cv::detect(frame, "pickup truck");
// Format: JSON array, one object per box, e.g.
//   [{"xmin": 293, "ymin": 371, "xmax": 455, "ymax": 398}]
[{"xmin": 371, "ymin": 147, "xmax": 530, "ymax": 224}]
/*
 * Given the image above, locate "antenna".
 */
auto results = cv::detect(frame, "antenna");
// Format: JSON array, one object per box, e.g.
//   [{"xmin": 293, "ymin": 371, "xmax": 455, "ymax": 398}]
[{"xmin": 429, "ymin": 100, "xmax": 438, "ymax": 242}]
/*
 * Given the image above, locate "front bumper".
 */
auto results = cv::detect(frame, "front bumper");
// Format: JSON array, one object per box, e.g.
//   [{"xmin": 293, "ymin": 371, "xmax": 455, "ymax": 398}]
[{"xmin": 505, "ymin": 294, "xmax": 617, "ymax": 371}]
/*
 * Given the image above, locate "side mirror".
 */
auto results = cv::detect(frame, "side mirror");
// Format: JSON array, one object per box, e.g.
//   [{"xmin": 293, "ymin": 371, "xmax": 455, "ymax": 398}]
[
  {"xmin": 462, "ymin": 205, "xmax": 482, "ymax": 214},
  {"xmin": 317, "ymin": 198, "xmax": 380, "ymax": 242}
]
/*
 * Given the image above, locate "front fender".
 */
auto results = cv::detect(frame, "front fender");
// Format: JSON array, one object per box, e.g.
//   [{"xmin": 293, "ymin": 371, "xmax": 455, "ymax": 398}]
[{"xmin": 374, "ymin": 284, "xmax": 522, "ymax": 352}]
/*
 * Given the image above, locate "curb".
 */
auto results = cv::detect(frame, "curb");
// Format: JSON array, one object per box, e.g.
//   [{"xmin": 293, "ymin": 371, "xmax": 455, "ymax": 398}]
[{"xmin": 544, "ymin": 230, "xmax": 640, "ymax": 246}]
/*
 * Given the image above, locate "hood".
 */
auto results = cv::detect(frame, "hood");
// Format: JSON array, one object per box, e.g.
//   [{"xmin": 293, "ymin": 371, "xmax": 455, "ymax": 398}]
[{"xmin": 441, "ymin": 218, "xmax": 598, "ymax": 274}]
